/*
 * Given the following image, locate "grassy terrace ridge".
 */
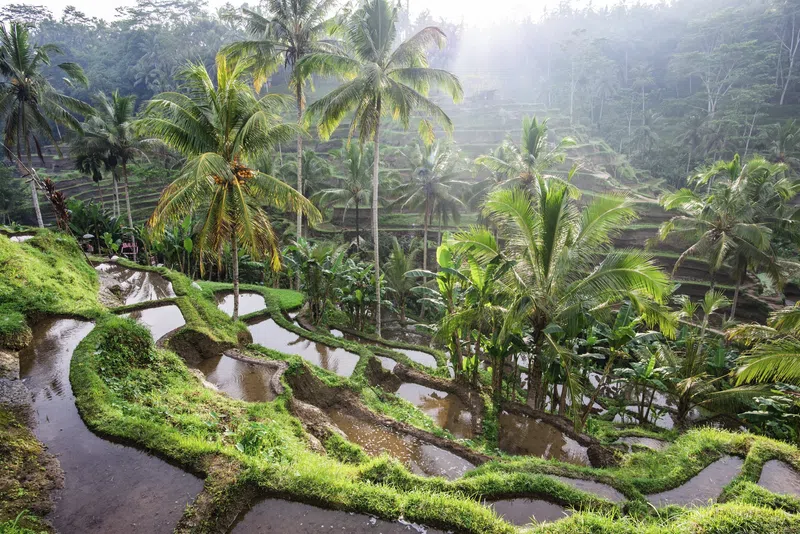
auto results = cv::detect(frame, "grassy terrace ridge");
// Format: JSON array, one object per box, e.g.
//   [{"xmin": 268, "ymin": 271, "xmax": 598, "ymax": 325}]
[
  {"xmin": 0, "ymin": 241, "xmax": 798, "ymax": 532},
  {"xmin": 0, "ymin": 231, "xmax": 103, "ymax": 348},
  {"xmin": 68, "ymin": 273, "xmax": 800, "ymax": 534}
]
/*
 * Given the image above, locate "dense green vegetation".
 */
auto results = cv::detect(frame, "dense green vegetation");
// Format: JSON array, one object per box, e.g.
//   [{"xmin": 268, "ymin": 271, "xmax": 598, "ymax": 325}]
[{"xmin": 5, "ymin": 0, "xmax": 800, "ymax": 532}]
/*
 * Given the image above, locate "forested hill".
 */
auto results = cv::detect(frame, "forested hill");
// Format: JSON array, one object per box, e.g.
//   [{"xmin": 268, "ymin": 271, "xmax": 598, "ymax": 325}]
[{"xmin": 9, "ymin": 0, "xmax": 800, "ymax": 189}]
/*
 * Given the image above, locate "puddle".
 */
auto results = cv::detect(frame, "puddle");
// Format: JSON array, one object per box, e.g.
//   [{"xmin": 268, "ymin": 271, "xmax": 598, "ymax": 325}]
[
  {"xmin": 18, "ymin": 318, "xmax": 202, "ymax": 533},
  {"xmin": 646, "ymin": 456, "xmax": 744, "ymax": 507},
  {"xmin": 327, "ymin": 411, "xmax": 474, "ymax": 480},
  {"xmin": 618, "ymin": 436, "xmax": 669, "ymax": 452},
  {"xmin": 394, "ymin": 383, "xmax": 473, "ymax": 439},
  {"xmin": 123, "ymin": 304, "xmax": 186, "ymax": 341},
  {"xmin": 758, "ymin": 460, "xmax": 800, "ymax": 498},
  {"xmin": 215, "ymin": 291, "xmax": 266, "ymax": 317},
  {"xmin": 497, "ymin": 412, "xmax": 589, "ymax": 465},
  {"xmin": 232, "ymin": 498, "xmax": 445, "ymax": 533},
  {"xmin": 189, "ymin": 355, "xmax": 277, "ymax": 402},
  {"xmin": 96, "ymin": 263, "xmax": 176, "ymax": 304},
  {"xmin": 551, "ymin": 475, "xmax": 624, "ymax": 502},
  {"xmin": 489, "ymin": 498, "xmax": 570, "ymax": 526},
  {"xmin": 248, "ymin": 319, "xmax": 360, "ymax": 377}
]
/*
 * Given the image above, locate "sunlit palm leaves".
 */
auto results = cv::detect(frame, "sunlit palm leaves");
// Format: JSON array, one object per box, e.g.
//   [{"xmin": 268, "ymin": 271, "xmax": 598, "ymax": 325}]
[
  {"xmin": 139, "ymin": 56, "xmax": 319, "ymax": 319},
  {"xmin": 455, "ymin": 180, "xmax": 673, "ymax": 409}
]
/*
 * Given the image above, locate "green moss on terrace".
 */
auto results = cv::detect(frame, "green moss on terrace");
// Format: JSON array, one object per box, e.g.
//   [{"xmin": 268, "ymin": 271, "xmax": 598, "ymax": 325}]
[
  {"xmin": 6, "ymin": 244, "xmax": 800, "ymax": 533},
  {"xmin": 0, "ymin": 407, "xmax": 60, "ymax": 533},
  {"xmin": 0, "ymin": 230, "xmax": 102, "ymax": 349},
  {"xmin": 112, "ymin": 258, "xmax": 249, "ymax": 347}
]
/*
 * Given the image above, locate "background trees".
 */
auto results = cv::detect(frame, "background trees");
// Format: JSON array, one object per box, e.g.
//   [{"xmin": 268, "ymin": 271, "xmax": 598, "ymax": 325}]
[{"xmin": 0, "ymin": 22, "xmax": 90, "ymax": 227}]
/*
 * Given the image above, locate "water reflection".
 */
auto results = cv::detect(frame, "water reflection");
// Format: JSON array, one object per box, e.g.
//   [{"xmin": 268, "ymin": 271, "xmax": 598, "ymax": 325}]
[
  {"xmin": 232, "ymin": 498, "xmax": 444, "ymax": 533},
  {"xmin": 497, "ymin": 412, "xmax": 589, "ymax": 465},
  {"xmin": 646, "ymin": 456, "xmax": 744, "ymax": 507},
  {"xmin": 758, "ymin": 460, "xmax": 800, "ymax": 498},
  {"xmin": 215, "ymin": 292, "xmax": 266, "ymax": 317},
  {"xmin": 489, "ymin": 498, "xmax": 570, "ymax": 526},
  {"xmin": 123, "ymin": 304, "xmax": 186, "ymax": 341},
  {"xmin": 327, "ymin": 411, "xmax": 473, "ymax": 480},
  {"xmin": 96, "ymin": 263, "xmax": 176, "ymax": 304},
  {"xmin": 19, "ymin": 318, "xmax": 202, "ymax": 533},
  {"xmin": 190, "ymin": 355, "xmax": 277, "ymax": 402},
  {"xmin": 248, "ymin": 319, "xmax": 360, "ymax": 377},
  {"xmin": 394, "ymin": 383, "xmax": 473, "ymax": 439}
]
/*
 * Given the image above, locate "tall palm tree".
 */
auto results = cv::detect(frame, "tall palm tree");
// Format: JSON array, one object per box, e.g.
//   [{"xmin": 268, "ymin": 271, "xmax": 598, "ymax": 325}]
[
  {"xmin": 0, "ymin": 22, "xmax": 91, "ymax": 227},
  {"xmin": 74, "ymin": 151, "xmax": 108, "ymax": 209},
  {"xmin": 314, "ymin": 141, "xmax": 373, "ymax": 248},
  {"xmin": 659, "ymin": 154, "xmax": 793, "ymax": 319},
  {"xmin": 456, "ymin": 181, "xmax": 673, "ymax": 409},
  {"xmin": 73, "ymin": 90, "xmax": 143, "ymax": 229},
  {"xmin": 224, "ymin": 0, "xmax": 339, "ymax": 243},
  {"xmin": 395, "ymin": 140, "xmax": 466, "ymax": 271},
  {"xmin": 299, "ymin": 0, "xmax": 463, "ymax": 336},
  {"xmin": 474, "ymin": 116, "xmax": 575, "ymax": 192},
  {"xmin": 138, "ymin": 56, "xmax": 320, "ymax": 320}
]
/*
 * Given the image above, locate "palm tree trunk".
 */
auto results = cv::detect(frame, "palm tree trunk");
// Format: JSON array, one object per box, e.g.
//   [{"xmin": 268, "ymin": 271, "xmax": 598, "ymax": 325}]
[
  {"xmin": 423, "ymin": 199, "xmax": 429, "ymax": 271},
  {"xmin": 295, "ymin": 83, "xmax": 305, "ymax": 290},
  {"xmin": 731, "ymin": 270, "xmax": 743, "ymax": 321},
  {"xmin": 19, "ymin": 113, "xmax": 43, "ymax": 228},
  {"xmin": 373, "ymin": 102, "xmax": 382, "ymax": 337},
  {"xmin": 111, "ymin": 170, "xmax": 121, "ymax": 218},
  {"xmin": 122, "ymin": 162, "xmax": 134, "ymax": 229},
  {"xmin": 355, "ymin": 198, "xmax": 360, "ymax": 250},
  {"xmin": 97, "ymin": 180, "xmax": 104, "ymax": 209},
  {"xmin": 232, "ymin": 231, "xmax": 240, "ymax": 321}
]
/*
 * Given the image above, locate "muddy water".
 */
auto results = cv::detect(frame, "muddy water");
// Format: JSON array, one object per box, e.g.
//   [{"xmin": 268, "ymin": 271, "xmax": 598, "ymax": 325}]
[
  {"xmin": 19, "ymin": 318, "xmax": 202, "ymax": 533},
  {"xmin": 758, "ymin": 460, "xmax": 800, "ymax": 497},
  {"xmin": 327, "ymin": 411, "xmax": 474, "ymax": 480},
  {"xmin": 190, "ymin": 355, "xmax": 277, "ymax": 402},
  {"xmin": 394, "ymin": 383, "xmax": 473, "ymax": 439},
  {"xmin": 96, "ymin": 263, "xmax": 176, "ymax": 304},
  {"xmin": 497, "ymin": 412, "xmax": 589, "ymax": 465},
  {"xmin": 489, "ymin": 498, "xmax": 570, "ymax": 525},
  {"xmin": 646, "ymin": 456, "xmax": 744, "ymax": 507},
  {"xmin": 248, "ymin": 319, "xmax": 360, "ymax": 377},
  {"xmin": 215, "ymin": 292, "xmax": 266, "ymax": 317},
  {"xmin": 123, "ymin": 304, "xmax": 186, "ymax": 341},
  {"xmin": 618, "ymin": 436, "xmax": 669, "ymax": 452},
  {"xmin": 551, "ymin": 475, "xmax": 625, "ymax": 502},
  {"xmin": 232, "ymin": 499, "xmax": 445, "ymax": 533}
]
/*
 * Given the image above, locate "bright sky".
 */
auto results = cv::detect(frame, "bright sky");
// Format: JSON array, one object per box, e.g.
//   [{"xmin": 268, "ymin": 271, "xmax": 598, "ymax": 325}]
[{"xmin": 13, "ymin": 0, "xmax": 647, "ymax": 26}]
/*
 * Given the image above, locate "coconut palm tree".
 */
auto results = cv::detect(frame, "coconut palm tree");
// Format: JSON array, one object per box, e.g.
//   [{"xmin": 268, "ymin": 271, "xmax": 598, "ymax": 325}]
[
  {"xmin": 659, "ymin": 154, "xmax": 793, "ymax": 319},
  {"xmin": 0, "ymin": 22, "xmax": 91, "ymax": 227},
  {"xmin": 223, "ymin": 0, "xmax": 339, "ymax": 243},
  {"xmin": 72, "ymin": 90, "xmax": 144, "ymax": 229},
  {"xmin": 74, "ymin": 151, "xmax": 108, "ymax": 209},
  {"xmin": 474, "ymin": 116, "xmax": 575, "ymax": 192},
  {"xmin": 299, "ymin": 0, "xmax": 463, "ymax": 336},
  {"xmin": 455, "ymin": 181, "xmax": 674, "ymax": 410},
  {"xmin": 314, "ymin": 141, "xmax": 374, "ymax": 248},
  {"xmin": 138, "ymin": 56, "xmax": 320, "ymax": 320},
  {"xmin": 395, "ymin": 140, "xmax": 466, "ymax": 271}
]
